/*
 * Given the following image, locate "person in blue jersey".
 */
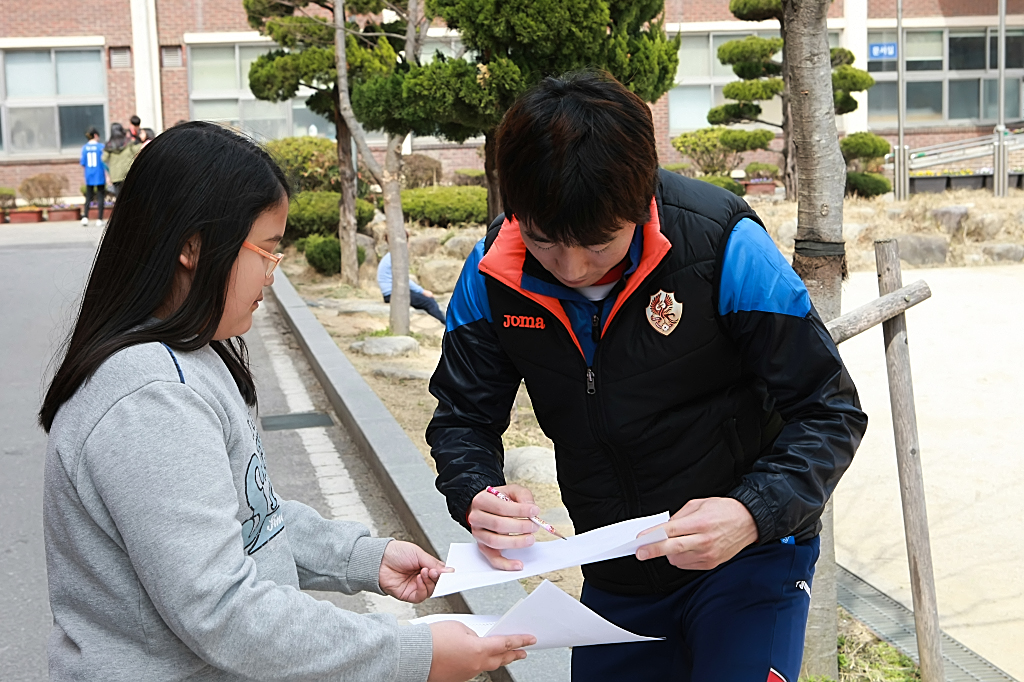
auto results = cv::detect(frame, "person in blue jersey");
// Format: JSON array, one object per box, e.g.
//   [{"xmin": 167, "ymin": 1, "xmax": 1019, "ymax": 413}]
[
  {"xmin": 426, "ymin": 71, "xmax": 868, "ymax": 682},
  {"xmin": 80, "ymin": 127, "xmax": 107, "ymax": 226}
]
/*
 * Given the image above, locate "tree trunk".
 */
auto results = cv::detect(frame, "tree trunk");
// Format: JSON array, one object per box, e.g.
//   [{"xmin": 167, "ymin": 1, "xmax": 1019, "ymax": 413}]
[
  {"xmin": 383, "ymin": 134, "xmax": 410, "ymax": 336},
  {"xmin": 779, "ymin": 18, "xmax": 798, "ymax": 200},
  {"xmin": 484, "ymin": 130, "xmax": 501, "ymax": 223},
  {"xmin": 782, "ymin": 0, "xmax": 847, "ymax": 680},
  {"xmin": 334, "ymin": 104, "xmax": 359, "ymax": 286}
]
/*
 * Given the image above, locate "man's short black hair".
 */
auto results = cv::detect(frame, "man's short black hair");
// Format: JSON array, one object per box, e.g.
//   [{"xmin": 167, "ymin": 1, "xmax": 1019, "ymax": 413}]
[
  {"xmin": 130, "ymin": 115, "xmax": 141, "ymax": 126},
  {"xmin": 85, "ymin": 127, "xmax": 100, "ymax": 139},
  {"xmin": 496, "ymin": 70, "xmax": 659, "ymax": 246}
]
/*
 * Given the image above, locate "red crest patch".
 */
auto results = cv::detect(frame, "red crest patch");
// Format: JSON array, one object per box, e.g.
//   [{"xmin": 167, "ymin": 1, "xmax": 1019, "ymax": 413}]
[{"xmin": 646, "ymin": 290, "xmax": 683, "ymax": 336}]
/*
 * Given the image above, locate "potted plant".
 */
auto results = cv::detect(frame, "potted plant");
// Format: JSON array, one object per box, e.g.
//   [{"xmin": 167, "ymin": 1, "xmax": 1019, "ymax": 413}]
[
  {"xmin": 19, "ymin": 173, "xmax": 71, "ymax": 222},
  {"xmin": 947, "ymin": 168, "xmax": 986, "ymax": 191},
  {"xmin": 741, "ymin": 162, "xmax": 778, "ymax": 195},
  {"xmin": 0, "ymin": 187, "xmax": 16, "ymax": 222},
  {"xmin": 1011, "ymin": 168, "xmax": 1024, "ymax": 189},
  {"xmin": 48, "ymin": 203, "xmax": 82, "ymax": 222},
  {"xmin": 909, "ymin": 170, "xmax": 948, "ymax": 194}
]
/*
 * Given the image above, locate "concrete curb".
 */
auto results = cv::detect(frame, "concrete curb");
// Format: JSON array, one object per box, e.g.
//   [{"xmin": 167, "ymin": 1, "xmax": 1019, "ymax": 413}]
[{"xmin": 269, "ymin": 271, "xmax": 570, "ymax": 682}]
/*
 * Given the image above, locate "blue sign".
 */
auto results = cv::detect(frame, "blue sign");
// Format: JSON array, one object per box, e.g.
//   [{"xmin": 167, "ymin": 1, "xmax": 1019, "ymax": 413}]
[{"xmin": 869, "ymin": 43, "xmax": 898, "ymax": 60}]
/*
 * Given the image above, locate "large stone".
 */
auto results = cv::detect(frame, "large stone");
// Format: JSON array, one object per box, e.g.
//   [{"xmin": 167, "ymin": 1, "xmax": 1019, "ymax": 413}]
[
  {"xmin": 503, "ymin": 446, "xmax": 558, "ymax": 484},
  {"xmin": 349, "ymin": 336, "xmax": 419, "ymax": 357},
  {"xmin": 896, "ymin": 234, "xmax": 949, "ymax": 266},
  {"xmin": 444, "ymin": 235, "xmax": 480, "ymax": 260},
  {"xmin": 417, "ymin": 259, "xmax": 464, "ymax": 293},
  {"xmin": 886, "ymin": 207, "xmax": 905, "ymax": 220},
  {"xmin": 982, "ymin": 243, "xmax": 1024, "ymax": 262},
  {"xmin": 929, "ymin": 205, "xmax": 969, "ymax": 234},
  {"xmin": 843, "ymin": 223, "xmax": 867, "ymax": 243},
  {"xmin": 966, "ymin": 213, "xmax": 1004, "ymax": 240},
  {"xmin": 372, "ymin": 365, "xmax": 432, "ymax": 380},
  {"xmin": 408, "ymin": 236, "xmax": 440, "ymax": 257},
  {"xmin": 355, "ymin": 233, "xmax": 377, "ymax": 267},
  {"xmin": 776, "ymin": 219, "xmax": 797, "ymax": 248}
]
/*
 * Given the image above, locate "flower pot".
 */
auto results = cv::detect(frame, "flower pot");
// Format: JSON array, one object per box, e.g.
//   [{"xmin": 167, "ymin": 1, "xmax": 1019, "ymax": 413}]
[
  {"xmin": 7, "ymin": 208, "xmax": 44, "ymax": 223},
  {"xmin": 87, "ymin": 205, "xmax": 113, "ymax": 220},
  {"xmin": 950, "ymin": 175, "xmax": 986, "ymax": 191},
  {"xmin": 47, "ymin": 208, "xmax": 81, "ymax": 222},
  {"xmin": 1009, "ymin": 173, "xmax": 1023, "ymax": 189},
  {"xmin": 742, "ymin": 181, "xmax": 777, "ymax": 195},
  {"xmin": 909, "ymin": 177, "xmax": 947, "ymax": 194}
]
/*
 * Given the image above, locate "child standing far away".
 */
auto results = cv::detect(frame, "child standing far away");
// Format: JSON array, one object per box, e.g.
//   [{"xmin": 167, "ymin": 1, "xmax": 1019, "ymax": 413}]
[
  {"xmin": 39, "ymin": 122, "xmax": 532, "ymax": 682},
  {"xmin": 80, "ymin": 127, "xmax": 106, "ymax": 226},
  {"xmin": 103, "ymin": 123, "xmax": 141, "ymax": 197}
]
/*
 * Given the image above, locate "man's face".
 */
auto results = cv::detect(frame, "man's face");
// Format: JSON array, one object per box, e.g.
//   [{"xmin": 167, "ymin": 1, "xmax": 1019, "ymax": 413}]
[{"xmin": 520, "ymin": 218, "xmax": 635, "ymax": 289}]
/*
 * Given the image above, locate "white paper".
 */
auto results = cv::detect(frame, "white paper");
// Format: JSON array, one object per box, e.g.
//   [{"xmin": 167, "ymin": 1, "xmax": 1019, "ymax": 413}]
[
  {"xmin": 411, "ymin": 580, "xmax": 662, "ymax": 649},
  {"xmin": 432, "ymin": 512, "xmax": 669, "ymax": 597}
]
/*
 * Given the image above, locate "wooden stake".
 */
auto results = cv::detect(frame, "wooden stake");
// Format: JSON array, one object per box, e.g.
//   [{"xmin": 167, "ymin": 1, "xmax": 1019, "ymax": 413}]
[
  {"xmin": 874, "ymin": 239, "xmax": 944, "ymax": 682},
  {"xmin": 827, "ymin": 280, "xmax": 932, "ymax": 345}
]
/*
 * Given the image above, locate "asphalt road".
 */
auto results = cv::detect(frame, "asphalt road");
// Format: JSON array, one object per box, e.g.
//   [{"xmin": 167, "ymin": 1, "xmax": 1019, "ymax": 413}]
[{"xmin": 0, "ymin": 222, "xmax": 439, "ymax": 681}]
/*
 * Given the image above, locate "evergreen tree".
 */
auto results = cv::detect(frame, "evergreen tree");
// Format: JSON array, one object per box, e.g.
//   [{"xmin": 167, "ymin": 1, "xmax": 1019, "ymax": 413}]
[
  {"xmin": 404, "ymin": 0, "xmax": 681, "ymax": 221},
  {"xmin": 706, "ymin": 0, "xmax": 873, "ymax": 197}
]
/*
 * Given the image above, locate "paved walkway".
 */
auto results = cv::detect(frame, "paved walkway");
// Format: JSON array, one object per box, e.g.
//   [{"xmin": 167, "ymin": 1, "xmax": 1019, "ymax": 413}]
[{"xmin": 835, "ymin": 264, "xmax": 1024, "ymax": 679}]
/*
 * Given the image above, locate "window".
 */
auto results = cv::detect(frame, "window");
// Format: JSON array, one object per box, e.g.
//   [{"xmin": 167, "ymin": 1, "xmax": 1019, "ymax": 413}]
[
  {"xmin": 868, "ymin": 28, "xmax": 1024, "ymax": 128},
  {"xmin": 668, "ymin": 86, "xmax": 712, "ymax": 134},
  {"xmin": 1, "ymin": 49, "xmax": 107, "ymax": 154},
  {"xmin": 189, "ymin": 43, "xmax": 335, "ymax": 142}
]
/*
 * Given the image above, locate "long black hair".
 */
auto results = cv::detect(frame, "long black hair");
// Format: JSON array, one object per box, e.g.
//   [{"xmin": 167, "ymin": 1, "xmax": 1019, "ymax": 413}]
[
  {"xmin": 105, "ymin": 122, "xmax": 127, "ymax": 152},
  {"xmin": 40, "ymin": 122, "xmax": 290, "ymax": 432}
]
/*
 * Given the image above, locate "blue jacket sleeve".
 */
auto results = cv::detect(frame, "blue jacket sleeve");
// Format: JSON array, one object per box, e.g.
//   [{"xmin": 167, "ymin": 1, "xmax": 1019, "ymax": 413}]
[
  {"xmin": 426, "ymin": 240, "xmax": 522, "ymax": 528},
  {"xmin": 718, "ymin": 219, "xmax": 868, "ymax": 542}
]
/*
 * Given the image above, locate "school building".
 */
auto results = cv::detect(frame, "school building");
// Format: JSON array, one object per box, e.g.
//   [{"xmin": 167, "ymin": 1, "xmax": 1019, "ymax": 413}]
[{"xmin": 1, "ymin": 0, "xmax": 1023, "ymax": 192}]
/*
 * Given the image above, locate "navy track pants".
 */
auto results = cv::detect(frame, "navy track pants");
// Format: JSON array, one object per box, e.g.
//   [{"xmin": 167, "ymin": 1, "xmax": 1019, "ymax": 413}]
[{"xmin": 572, "ymin": 537, "xmax": 820, "ymax": 682}]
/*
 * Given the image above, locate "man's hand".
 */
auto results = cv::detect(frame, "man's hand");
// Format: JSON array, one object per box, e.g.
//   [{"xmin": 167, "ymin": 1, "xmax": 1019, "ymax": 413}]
[
  {"xmin": 423, "ymin": 289, "xmax": 435, "ymax": 298},
  {"xmin": 427, "ymin": 621, "xmax": 534, "ymax": 682},
  {"xmin": 467, "ymin": 484, "xmax": 539, "ymax": 571},
  {"xmin": 378, "ymin": 540, "xmax": 453, "ymax": 603},
  {"xmin": 635, "ymin": 498, "xmax": 758, "ymax": 571}
]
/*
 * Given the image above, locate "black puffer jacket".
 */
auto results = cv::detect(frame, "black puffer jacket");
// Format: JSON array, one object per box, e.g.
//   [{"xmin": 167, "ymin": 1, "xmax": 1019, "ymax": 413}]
[{"xmin": 427, "ymin": 170, "xmax": 867, "ymax": 595}]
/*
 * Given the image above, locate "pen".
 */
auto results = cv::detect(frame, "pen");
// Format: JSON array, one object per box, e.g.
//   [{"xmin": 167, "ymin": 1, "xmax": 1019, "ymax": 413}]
[{"xmin": 486, "ymin": 486, "xmax": 568, "ymax": 540}]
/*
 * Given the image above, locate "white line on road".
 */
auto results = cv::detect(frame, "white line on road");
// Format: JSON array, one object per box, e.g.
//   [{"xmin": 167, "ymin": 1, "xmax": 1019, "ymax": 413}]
[{"xmin": 253, "ymin": 306, "xmax": 415, "ymax": 619}]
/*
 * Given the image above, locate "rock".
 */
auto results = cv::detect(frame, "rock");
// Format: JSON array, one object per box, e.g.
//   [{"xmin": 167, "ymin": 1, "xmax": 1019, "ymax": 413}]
[
  {"xmin": 417, "ymin": 259, "xmax": 464, "ymax": 293},
  {"xmin": 357, "ymin": 261, "xmax": 377, "ymax": 285},
  {"xmin": 444, "ymin": 235, "xmax": 480, "ymax": 260},
  {"xmin": 1016, "ymin": 209, "xmax": 1024, "ymax": 225},
  {"xmin": 349, "ymin": 336, "xmax": 419, "ymax": 357},
  {"xmin": 504, "ymin": 446, "xmax": 558, "ymax": 484},
  {"xmin": 965, "ymin": 213, "xmax": 1004, "ymax": 240},
  {"xmin": 776, "ymin": 219, "xmax": 797, "ymax": 248},
  {"xmin": 843, "ymin": 223, "xmax": 867, "ymax": 243},
  {"xmin": 896, "ymin": 234, "xmax": 949, "ymax": 266},
  {"xmin": 408, "ymin": 236, "xmax": 439, "ymax": 257},
  {"xmin": 355, "ymin": 233, "xmax": 378, "ymax": 267},
  {"xmin": 886, "ymin": 208, "xmax": 905, "ymax": 220},
  {"xmin": 982, "ymin": 243, "xmax": 1024, "ymax": 262},
  {"xmin": 929, "ymin": 205, "xmax": 969, "ymax": 234},
  {"xmin": 372, "ymin": 365, "xmax": 432, "ymax": 380},
  {"xmin": 369, "ymin": 209, "xmax": 386, "ymax": 225}
]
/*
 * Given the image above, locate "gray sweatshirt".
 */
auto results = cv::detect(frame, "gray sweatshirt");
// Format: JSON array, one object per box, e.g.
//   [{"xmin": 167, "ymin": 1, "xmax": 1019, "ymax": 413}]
[{"xmin": 44, "ymin": 341, "xmax": 433, "ymax": 681}]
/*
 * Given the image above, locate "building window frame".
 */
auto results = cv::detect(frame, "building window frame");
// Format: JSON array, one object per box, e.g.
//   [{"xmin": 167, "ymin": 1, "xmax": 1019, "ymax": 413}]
[
  {"xmin": 0, "ymin": 47, "xmax": 108, "ymax": 159},
  {"xmin": 867, "ymin": 27, "xmax": 1024, "ymax": 128}
]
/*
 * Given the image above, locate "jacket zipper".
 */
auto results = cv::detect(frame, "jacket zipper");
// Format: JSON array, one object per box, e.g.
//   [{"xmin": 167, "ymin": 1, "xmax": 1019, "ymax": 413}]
[{"xmin": 582, "ymin": 257, "xmax": 672, "ymax": 593}]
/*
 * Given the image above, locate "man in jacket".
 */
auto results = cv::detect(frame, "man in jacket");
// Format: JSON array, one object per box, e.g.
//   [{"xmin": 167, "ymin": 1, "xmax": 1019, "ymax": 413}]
[{"xmin": 426, "ymin": 71, "xmax": 867, "ymax": 681}]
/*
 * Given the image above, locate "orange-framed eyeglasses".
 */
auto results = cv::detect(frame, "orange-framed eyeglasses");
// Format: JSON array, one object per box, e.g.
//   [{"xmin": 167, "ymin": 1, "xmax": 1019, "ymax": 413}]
[{"xmin": 241, "ymin": 240, "xmax": 284, "ymax": 277}]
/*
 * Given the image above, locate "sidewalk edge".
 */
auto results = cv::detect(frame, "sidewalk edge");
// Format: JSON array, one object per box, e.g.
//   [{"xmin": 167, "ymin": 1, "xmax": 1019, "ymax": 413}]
[{"xmin": 269, "ymin": 271, "xmax": 569, "ymax": 682}]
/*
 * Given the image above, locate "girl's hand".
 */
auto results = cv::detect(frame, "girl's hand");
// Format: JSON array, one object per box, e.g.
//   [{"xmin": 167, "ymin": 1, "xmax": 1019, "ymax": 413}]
[
  {"xmin": 427, "ymin": 621, "xmax": 534, "ymax": 682},
  {"xmin": 378, "ymin": 541, "xmax": 453, "ymax": 603},
  {"xmin": 467, "ymin": 484, "xmax": 538, "ymax": 571}
]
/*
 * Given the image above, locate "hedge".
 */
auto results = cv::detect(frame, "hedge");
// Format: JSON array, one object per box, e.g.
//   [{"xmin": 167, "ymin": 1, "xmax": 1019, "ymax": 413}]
[
  {"xmin": 454, "ymin": 168, "xmax": 486, "ymax": 186},
  {"xmin": 265, "ymin": 137, "xmax": 338, "ymax": 193},
  {"xmin": 287, "ymin": 191, "xmax": 375, "ymax": 241},
  {"xmin": 840, "ymin": 132, "xmax": 890, "ymax": 164},
  {"xmin": 401, "ymin": 186, "xmax": 487, "ymax": 226},
  {"xmin": 846, "ymin": 171, "xmax": 891, "ymax": 198},
  {"xmin": 304, "ymin": 234, "xmax": 341, "ymax": 275},
  {"xmin": 698, "ymin": 175, "xmax": 746, "ymax": 196}
]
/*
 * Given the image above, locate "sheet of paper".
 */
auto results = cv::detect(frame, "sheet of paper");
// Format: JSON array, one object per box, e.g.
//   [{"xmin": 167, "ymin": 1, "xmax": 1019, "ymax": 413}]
[
  {"xmin": 410, "ymin": 580, "xmax": 662, "ymax": 649},
  {"xmin": 432, "ymin": 512, "xmax": 669, "ymax": 597}
]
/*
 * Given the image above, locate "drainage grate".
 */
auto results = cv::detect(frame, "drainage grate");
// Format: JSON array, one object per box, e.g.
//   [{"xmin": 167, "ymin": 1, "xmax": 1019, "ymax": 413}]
[
  {"xmin": 260, "ymin": 411, "xmax": 334, "ymax": 431},
  {"xmin": 837, "ymin": 566, "xmax": 1017, "ymax": 682}
]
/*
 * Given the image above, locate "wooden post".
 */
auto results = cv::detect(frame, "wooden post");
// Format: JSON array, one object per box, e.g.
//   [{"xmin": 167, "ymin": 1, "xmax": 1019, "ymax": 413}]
[{"xmin": 874, "ymin": 239, "xmax": 944, "ymax": 682}]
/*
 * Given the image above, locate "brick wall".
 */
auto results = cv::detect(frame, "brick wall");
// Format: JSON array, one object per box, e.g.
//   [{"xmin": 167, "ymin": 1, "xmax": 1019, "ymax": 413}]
[
  {"xmin": 0, "ymin": 159, "xmax": 81, "ymax": 194},
  {"xmin": 666, "ymin": 0, "xmax": 843, "ymax": 24},
  {"xmin": 869, "ymin": 0, "xmax": 1024, "ymax": 18},
  {"xmin": 365, "ymin": 142, "xmax": 485, "ymax": 181}
]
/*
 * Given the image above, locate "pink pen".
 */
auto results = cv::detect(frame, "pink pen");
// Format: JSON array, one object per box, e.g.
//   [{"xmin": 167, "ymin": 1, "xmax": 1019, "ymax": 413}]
[{"xmin": 486, "ymin": 486, "xmax": 568, "ymax": 540}]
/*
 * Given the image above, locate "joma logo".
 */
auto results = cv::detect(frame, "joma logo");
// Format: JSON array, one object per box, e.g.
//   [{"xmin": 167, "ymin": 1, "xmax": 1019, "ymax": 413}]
[{"xmin": 504, "ymin": 315, "xmax": 546, "ymax": 329}]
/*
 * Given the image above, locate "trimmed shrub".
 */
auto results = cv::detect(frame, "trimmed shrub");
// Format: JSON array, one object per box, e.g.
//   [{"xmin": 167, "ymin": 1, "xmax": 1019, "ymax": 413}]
[
  {"xmin": 265, "ymin": 137, "xmax": 338, "ymax": 193},
  {"xmin": 287, "ymin": 191, "xmax": 375, "ymax": 241},
  {"xmin": 662, "ymin": 162, "xmax": 693, "ymax": 176},
  {"xmin": 840, "ymin": 132, "xmax": 890, "ymax": 164},
  {"xmin": 698, "ymin": 175, "xmax": 746, "ymax": 196},
  {"xmin": 295, "ymin": 237, "xmax": 309, "ymax": 253},
  {"xmin": 454, "ymin": 168, "xmax": 486, "ymax": 186},
  {"xmin": 745, "ymin": 162, "xmax": 779, "ymax": 180},
  {"xmin": 0, "ymin": 187, "xmax": 15, "ymax": 209},
  {"xmin": 846, "ymin": 171, "xmax": 891, "ymax": 198},
  {"xmin": 403, "ymin": 154, "xmax": 442, "ymax": 188},
  {"xmin": 401, "ymin": 186, "xmax": 488, "ymax": 226},
  {"xmin": 304, "ymin": 234, "xmax": 341, "ymax": 275},
  {"xmin": 20, "ymin": 174, "xmax": 68, "ymax": 206}
]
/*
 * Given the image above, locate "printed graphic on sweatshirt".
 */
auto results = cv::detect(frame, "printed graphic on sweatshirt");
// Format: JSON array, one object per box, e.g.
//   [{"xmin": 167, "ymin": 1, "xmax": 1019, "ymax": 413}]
[{"xmin": 240, "ymin": 421, "xmax": 283, "ymax": 554}]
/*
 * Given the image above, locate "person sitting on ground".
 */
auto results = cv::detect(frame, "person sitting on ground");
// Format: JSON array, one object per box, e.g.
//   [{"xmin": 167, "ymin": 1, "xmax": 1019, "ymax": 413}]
[
  {"xmin": 80, "ymin": 127, "xmax": 106, "ymax": 227},
  {"xmin": 103, "ymin": 123, "xmax": 141, "ymax": 197},
  {"xmin": 39, "ymin": 121, "xmax": 533, "ymax": 682},
  {"xmin": 377, "ymin": 234, "xmax": 447, "ymax": 325}
]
